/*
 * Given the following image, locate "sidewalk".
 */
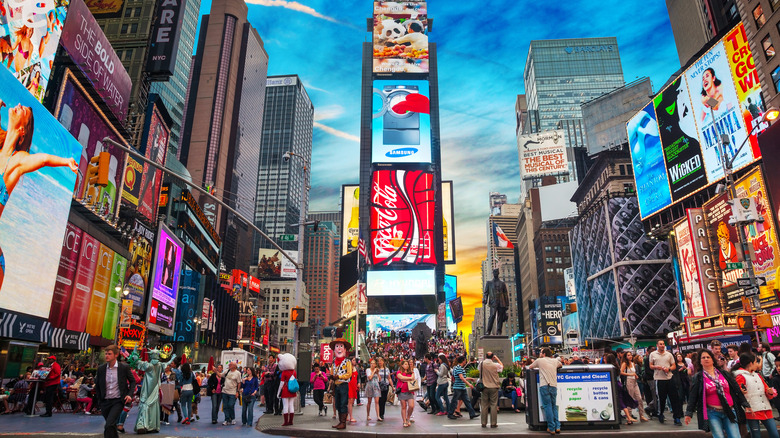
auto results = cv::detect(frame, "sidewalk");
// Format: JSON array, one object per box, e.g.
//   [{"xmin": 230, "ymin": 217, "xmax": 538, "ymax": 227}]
[{"xmin": 256, "ymin": 402, "xmax": 711, "ymax": 438}]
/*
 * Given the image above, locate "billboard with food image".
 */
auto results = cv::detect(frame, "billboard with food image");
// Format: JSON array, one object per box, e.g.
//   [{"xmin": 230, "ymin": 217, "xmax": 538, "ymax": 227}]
[{"xmin": 373, "ymin": 2, "xmax": 429, "ymax": 74}]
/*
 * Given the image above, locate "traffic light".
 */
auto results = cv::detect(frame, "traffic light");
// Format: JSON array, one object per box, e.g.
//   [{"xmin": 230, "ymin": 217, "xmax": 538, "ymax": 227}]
[
  {"xmin": 82, "ymin": 152, "xmax": 110, "ymax": 204},
  {"xmin": 291, "ymin": 307, "xmax": 305, "ymax": 323},
  {"xmin": 737, "ymin": 315, "xmax": 754, "ymax": 332}
]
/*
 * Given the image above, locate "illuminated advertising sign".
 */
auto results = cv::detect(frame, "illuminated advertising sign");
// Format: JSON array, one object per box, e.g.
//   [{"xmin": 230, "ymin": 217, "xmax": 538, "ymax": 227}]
[
  {"xmin": 704, "ymin": 192, "xmax": 745, "ymax": 311},
  {"xmin": 539, "ymin": 300, "xmax": 563, "ymax": 344},
  {"xmin": 442, "ymin": 181, "xmax": 455, "ymax": 264},
  {"xmin": 146, "ymin": 0, "xmax": 186, "ymax": 78},
  {"xmin": 102, "ymin": 254, "xmax": 127, "ymax": 340},
  {"xmin": 629, "ymin": 23, "xmax": 770, "ymax": 219},
  {"xmin": 169, "ymin": 266, "xmax": 200, "ymax": 343},
  {"xmin": 675, "ymin": 218, "xmax": 705, "ymax": 317},
  {"xmin": 146, "ymin": 223, "xmax": 183, "ymax": 336},
  {"xmin": 125, "ymin": 220, "xmax": 154, "ymax": 314},
  {"xmin": 372, "ymin": 2, "xmax": 429, "ymax": 74},
  {"xmin": 119, "ymin": 320, "xmax": 146, "ymax": 350},
  {"xmin": 56, "ymin": 71, "xmax": 126, "ymax": 215},
  {"xmin": 517, "ymin": 130, "xmax": 568, "ymax": 178},
  {"xmin": 370, "ymin": 169, "xmax": 435, "ymax": 265},
  {"xmin": 0, "ymin": 66, "xmax": 83, "ymax": 319},
  {"xmin": 372, "ymin": 80, "xmax": 431, "ymax": 164},
  {"xmin": 59, "ymin": 0, "xmax": 131, "ymax": 120},
  {"xmin": 84, "ymin": 243, "xmax": 114, "ymax": 336},
  {"xmin": 628, "ymin": 102, "xmax": 672, "ymax": 217},
  {"xmin": 66, "ymin": 233, "xmax": 99, "ymax": 332},
  {"xmin": 258, "ymin": 249, "xmax": 298, "ymax": 279},
  {"xmin": 49, "ymin": 223, "xmax": 83, "ymax": 328},
  {"xmin": 444, "ymin": 274, "xmax": 456, "ymax": 332},
  {"xmin": 0, "ymin": 0, "xmax": 67, "ymax": 101},
  {"xmin": 366, "ymin": 269, "xmax": 435, "ymax": 296},
  {"xmin": 320, "ymin": 342, "xmax": 333, "ymax": 363},
  {"xmin": 366, "ymin": 313, "xmax": 435, "ymax": 332},
  {"xmin": 687, "ymin": 208, "xmax": 721, "ymax": 316},
  {"xmin": 341, "ymin": 185, "xmax": 360, "ymax": 256},
  {"xmin": 137, "ymin": 102, "xmax": 169, "ymax": 222},
  {"xmin": 85, "ymin": 0, "xmax": 125, "ymax": 17}
]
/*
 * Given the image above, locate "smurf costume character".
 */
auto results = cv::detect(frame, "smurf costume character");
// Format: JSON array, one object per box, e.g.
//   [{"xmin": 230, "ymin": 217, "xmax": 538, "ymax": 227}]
[
  {"xmin": 329, "ymin": 338, "xmax": 353, "ymax": 430},
  {"xmin": 277, "ymin": 353, "xmax": 298, "ymax": 426}
]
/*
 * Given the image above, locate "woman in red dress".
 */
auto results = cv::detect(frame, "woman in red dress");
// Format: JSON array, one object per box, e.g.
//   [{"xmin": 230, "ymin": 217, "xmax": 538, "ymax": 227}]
[{"xmin": 348, "ymin": 357, "xmax": 358, "ymax": 423}]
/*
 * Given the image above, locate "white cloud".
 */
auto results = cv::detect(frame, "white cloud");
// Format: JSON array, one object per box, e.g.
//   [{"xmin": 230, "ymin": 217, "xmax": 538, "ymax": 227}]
[
  {"xmin": 245, "ymin": 0, "xmax": 356, "ymax": 28},
  {"xmin": 314, "ymin": 105, "xmax": 345, "ymax": 121},
  {"xmin": 313, "ymin": 121, "xmax": 359, "ymax": 142}
]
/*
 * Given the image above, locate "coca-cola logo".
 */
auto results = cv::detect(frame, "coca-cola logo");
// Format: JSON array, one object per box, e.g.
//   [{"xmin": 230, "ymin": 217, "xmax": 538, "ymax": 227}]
[{"xmin": 370, "ymin": 170, "xmax": 436, "ymax": 265}]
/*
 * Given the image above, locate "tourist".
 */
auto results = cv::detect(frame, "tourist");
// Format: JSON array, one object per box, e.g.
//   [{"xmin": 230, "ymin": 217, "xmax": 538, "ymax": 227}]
[
  {"xmin": 207, "ymin": 365, "xmax": 224, "ymax": 424},
  {"xmin": 479, "ymin": 351, "xmax": 503, "ymax": 428},
  {"xmin": 310, "ymin": 365, "xmax": 329, "ymax": 417},
  {"xmin": 435, "ymin": 354, "xmax": 451, "ymax": 416},
  {"xmin": 732, "ymin": 353, "xmax": 779, "ymax": 438},
  {"xmin": 221, "ymin": 362, "xmax": 241, "ymax": 426},
  {"xmin": 364, "ymin": 359, "xmax": 381, "ymax": 421},
  {"xmin": 530, "ymin": 348, "xmax": 562, "ymax": 435},
  {"xmin": 240, "ymin": 367, "xmax": 258, "ymax": 427},
  {"xmin": 396, "ymin": 359, "xmax": 417, "ymax": 427},
  {"xmin": 376, "ymin": 357, "xmax": 392, "ymax": 421},
  {"xmin": 447, "ymin": 356, "xmax": 478, "ymax": 420},
  {"xmin": 650, "ymin": 340, "xmax": 683, "ymax": 426},
  {"xmin": 95, "ymin": 345, "xmax": 136, "ymax": 438},
  {"xmin": 620, "ymin": 351, "xmax": 649, "ymax": 422},
  {"xmin": 177, "ymin": 363, "xmax": 194, "ymax": 425}
]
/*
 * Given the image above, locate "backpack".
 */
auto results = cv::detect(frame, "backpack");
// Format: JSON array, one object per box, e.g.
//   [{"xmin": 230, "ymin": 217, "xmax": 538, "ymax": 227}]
[{"xmin": 287, "ymin": 375, "xmax": 300, "ymax": 393}]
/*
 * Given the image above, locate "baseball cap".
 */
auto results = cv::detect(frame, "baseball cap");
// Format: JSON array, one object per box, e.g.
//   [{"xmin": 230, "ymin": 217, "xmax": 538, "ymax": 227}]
[{"xmin": 48, "ymin": 355, "xmax": 56, "ymax": 360}]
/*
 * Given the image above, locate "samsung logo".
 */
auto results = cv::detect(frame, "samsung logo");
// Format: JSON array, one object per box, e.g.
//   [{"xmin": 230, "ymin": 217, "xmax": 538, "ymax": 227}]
[
  {"xmin": 564, "ymin": 45, "xmax": 615, "ymax": 54},
  {"xmin": 386, "ymin": 147, "xmax": 419, "ymax": 157}
]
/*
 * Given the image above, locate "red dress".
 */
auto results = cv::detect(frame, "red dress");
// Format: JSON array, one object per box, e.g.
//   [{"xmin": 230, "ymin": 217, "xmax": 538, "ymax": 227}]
[
  {"xmin": 279, "ymin": 369, "xmax": 297, "ymax": 399},
  {"xmin": 349, "ymin": 370, "xmax": 358, "ymax": 399}
]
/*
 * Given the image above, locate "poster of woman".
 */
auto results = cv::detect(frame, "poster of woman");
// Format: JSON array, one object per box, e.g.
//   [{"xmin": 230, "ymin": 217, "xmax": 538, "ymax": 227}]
[{"xmin": 0, "ymin": 66, "xmax": 82, "ymax": 318}]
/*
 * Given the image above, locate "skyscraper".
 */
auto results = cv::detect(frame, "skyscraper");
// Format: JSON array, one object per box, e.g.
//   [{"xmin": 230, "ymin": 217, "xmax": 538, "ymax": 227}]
[
  {"xmin": 180, "ymin": 0, "xmax": 269, "ymax": 271},
  {"xmin": 304, "ymin": 221, "xmax": 341, "ymax": 333},
  {"xmin": 666, "ymin": 0, "xmax": 740, "ymax": 65},
  {"xmin": 485, "ymin": 197, "xmax": 521, "ymax": 337},
  {"xmin": 253, "ymin": 75, "xmax": 314, "ymax": 258}
]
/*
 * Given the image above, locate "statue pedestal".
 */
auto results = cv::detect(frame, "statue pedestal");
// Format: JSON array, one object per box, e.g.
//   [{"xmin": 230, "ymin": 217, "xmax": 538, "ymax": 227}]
[{"xmin": 476, "ymin": 335, "xmax": 512, "ymax": 362}]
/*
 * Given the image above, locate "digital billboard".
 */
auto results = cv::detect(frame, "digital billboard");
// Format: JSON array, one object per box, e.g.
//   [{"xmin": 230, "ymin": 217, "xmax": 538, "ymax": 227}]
[
  {"xmin": 136, "ymin": 102, "xmax": 169, "ymax": 222},
  {"xmin": 0, "ymin": 66, "xmax": 82, "ymax": 319},
  {"xmin": 370, "ymin": 169, "xmax": 435, "ymax": 265},
  {"xmin": 85, "ymin": 0, "xmax": 125, "ymax": 17},
  {"xmin": 372, "ymin": 2, "xmax": 429, "ymax": 74},
  {"xmin": 366, "ymin": 269, "xmax": 435, "ymax": 296},
  {"xmin": 0, "ymin": 0, "xmax": 68, "ymax": 102},
  {"xmin": 257, "ymin": 249, "xmax": 297, "ymax": 279},
  {"xmin": 125, "ymin": 219, "xmax": 154, "ymax": 314},
  {"xmin": 628, "ymin": 102, "xmax": 672, "ymax": 218},
  {"xmin": 674, "ymin": 218, "xmax": 705, "ymax": 317},
  {"xmin": 49, "ymin": 223, "xmax": 83, "ymax": 328},
  {"xmin": 444, "ymin": 274, "xmax": 457, "ymax": 332},
  {"xmin": 146, "ymin": 223, "xmax": 183, "ymax": 336},
  {"xmin": 341, "ymin": 185, "xmax": 360, "ymax": 256},
  {"xmin": 629, "ymin": 23, "xmax": 771, "ymax": 219},
  {"xmin": 66, "ymin": 232, "xmax": 98, "ymax": 332},
  {"xmin": 703, "ymin": 192, "xmax": 745, "ymax": 311},
  {"xmin": 442, "ymin": 181, "xmax": 455, "ymax": 264},
  {"xmin": 101, "ymin": 252, "xmax": 127, "ymax": 340},
  {"xmin": 59, "ymin": 0, "xmax": 131, "ymax": 120},
  {"xmin": 55, "ymin": 71, "xmax": 126, "ymax": 216},
  {"xmin": 372, "ymin": 80, "xmax": 431, "ymax": 164},
  {"xmin": 687, "ymin": 208, "xmax": 721, "ymax": 316},
  {"xmin": 366, "ymin": 313, "xmax": 435, "ymax": 332},
  {"xmin": 517, "ymin": 130, "xmax": 568, "ymax": 178}
]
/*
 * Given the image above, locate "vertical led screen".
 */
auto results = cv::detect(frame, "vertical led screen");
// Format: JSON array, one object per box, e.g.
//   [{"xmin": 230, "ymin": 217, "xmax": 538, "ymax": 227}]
[
  {"xmin": 49, "ymin": 223, "xmax": 83, "ymax": 328},
  {"xmin": 442, "ymin": 181, "xmax": 455, "ymax": 264},
  {"xmin": 629, "ymin": 23, "xmax": 770, "ymax": 219},
  {"xmin": 674, "ymin": 218, "xmax": 705, "ymax": 317},
  {"xmin": 444, "ymin": 274, "xmax": 456, "ymax": 332},
  {"xmin": 370, "ymin": 169, "xmax": 435, "ymax": 265},
  {"xmin": 628, "ymin": 102, "xmax": 672, "ymax": 217},
  {"xmin": 137, "ymin": 103, "xmax": 169, "ymax": 222},
  {"xmin": 66, "ymin": 233, "xmax": 99, "ymax": 332},
  {"xmin": 342, "ymin": 185, "xmax": 360, "ymax": 255},
  {"xmin": 687, "ymin": 208, "xmax": 721, "ymax": 316},
  {"xmin": 0, "ymin": 66, "xmax": 82, "ymax": 319},
  {"xmin": 704, "ymin": 192, "xmax": 744, "ymax": 311},
  {"xmin": 55, "ymin": 71, "xmax": 126, "ymax": 216},
  {"xmin": 372, "ymin": 80, "xmax": 431, "ymax": 164},
  {"xmin": 125, "ymin": 220, "xmax": 154, "ymax": 314},
  {"xmin": 146, "ymin": 223, "xmax": 183, "ymax": 336},
  {"xmin": 372, "ymin": 2, "xmax": 428, "ymax": 74},
  {"xmin": 0, "ymin": 0, "xmax": 67, "ymax": 101},
  {"xmin": 102, "ymin": 253, "xmax": 127, "ymax": 340}
]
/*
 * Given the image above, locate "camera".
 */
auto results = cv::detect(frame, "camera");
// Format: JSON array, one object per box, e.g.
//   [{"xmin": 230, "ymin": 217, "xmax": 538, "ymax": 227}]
[{"xmin": 283, "ymin": 152, "xmax": 292, "ymax": 162}]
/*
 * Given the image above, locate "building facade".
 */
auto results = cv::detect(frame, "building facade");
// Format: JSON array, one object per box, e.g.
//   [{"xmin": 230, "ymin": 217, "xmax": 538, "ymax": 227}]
[
  {"xmin": 666, "ymin": 0, "xmax": 740, "ymax": 65},
  {"xmin": 253, "ymin": 75, "xmax": 314, "ymax": 261},
  {"xmin": 534, "ymin": 219, "xmax": 576, "ymax": 298},
  {"xmin": 304, "ymin": 221, "xmax": 341, "ymax": 335},
  {"xmin": 734, "ymin": 0, "xmax": 780, "ymax": 115},
  {"xmin": 261, "ymin": 281, "xmax": 309, "ymax": 353}
]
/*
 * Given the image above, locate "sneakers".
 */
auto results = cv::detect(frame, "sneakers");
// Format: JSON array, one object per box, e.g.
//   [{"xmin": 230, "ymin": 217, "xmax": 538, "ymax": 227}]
[
  {"xmin": 674, "ymin": 419, "xmax": 683, "ymax": 427},
  {"xmin": 231, "ymin": 419, "xmax": 236, "ymax": 425},
  {"xmin": 223, "ymin": 421, "xmax": 230, "ymax": 426},
  {"xmin": 436, "ymin": 412, "xmax": 447, "ymax": 416},
  {"xmin": 212, "ymin": 420, "xmax": 217, "ymax": 424},
  {"xmin": 84, "ymin": 411, "xmax": 92, "ymax": 415}
]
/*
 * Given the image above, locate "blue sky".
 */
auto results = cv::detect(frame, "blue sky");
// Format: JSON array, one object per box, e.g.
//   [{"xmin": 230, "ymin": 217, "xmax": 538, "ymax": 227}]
[{"xmin": 198, "ymin": 0, "xmax": 681, "ymax": 336}]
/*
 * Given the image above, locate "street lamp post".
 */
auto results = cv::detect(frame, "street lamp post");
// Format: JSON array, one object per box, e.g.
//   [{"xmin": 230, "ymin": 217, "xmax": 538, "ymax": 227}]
[
  {"xmin": 708, "ymin": 101, "xmax": 779, "ymax": 316},
  {"xmin": 283, "ymin": 151, "xmax": 309, "ymax": 359},
  {"xmin": 114, "ymin": 284, "xmax": 131, "ymax": 342}
]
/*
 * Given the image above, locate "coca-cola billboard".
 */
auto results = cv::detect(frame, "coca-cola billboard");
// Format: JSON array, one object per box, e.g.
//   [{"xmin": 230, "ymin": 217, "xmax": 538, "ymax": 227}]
[{"xmin": 370, "ymin": 170, "xmax": 436, "ymax": 265}]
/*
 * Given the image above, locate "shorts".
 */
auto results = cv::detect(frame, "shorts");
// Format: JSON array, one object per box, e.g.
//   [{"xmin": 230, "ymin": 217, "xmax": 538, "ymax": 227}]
[{"xmin": 398, "ymin": 392, "xmax": 414, "ymax": 401}]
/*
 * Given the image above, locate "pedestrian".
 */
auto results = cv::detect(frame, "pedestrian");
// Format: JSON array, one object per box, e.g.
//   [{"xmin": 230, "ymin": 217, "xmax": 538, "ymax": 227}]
[
  {"xmin": 377, "ymin": 357, "xmax": 392, "ymax": 421},
  {"xmin": 435, "ymin": 354, "xmax": 450, "ymax": 416},
  {"xmin": 642, "ymin": 345, "xmax": 658, "ymax": 417},
  {"xmin": 207, "ymin": 365, "xmax": 223, "ymax": 424},
  {"xmin": 732, "ymin": 353, "xmax": 779, "ymax": 438},
  {"xmin": 676, "ymin": 352, "xmax": 691, "ymax": 404},
  {"xmin": 479, "ymin": 351, "xmax": 503, "ymax": 428},
  {"xmin": 726, "ymin": 346, "xmax": 740, "ymax": 370},
  {"xmin": 711, "ymin": 340, "xmax": 728, "ymax": 370},
  {"xmin": 365, "ymin": 359, "xmax": 381, "ymax": 421},
  {"xmin": 95, "ymin": 345, "xmax": 136, "ymax": 438},
  {"xmin": 264, "ymin": 356, "xmax": 279, "ymax": 415},
  {"xmin": 241, "ymin": 367, "xmax": 258, "ymax": 427},
  {"xmin": 685, "ymin": 349, "xmax": 749, "ymax": 438},
  {"xmin": 177, "ymin": 363, "xmax": 194, "ymax": 425},
  {"xmin": 76, "ymin": 377, "xmax": 95, "ymax": 414},
  {"xmin": 606, "ymin": 353, "xmax": 638, "ymax": 424},
  {"xmin": 759, "ymin": 343, "xmax": 776, "ymax": 381},
  {"xmin": 348, "ymin": 357, "xmax": 359, "ymax": 423},
  {"xmin": 424, "ymin": 354, "xmax": 439, "ymax": 414},
  {"xmin": 192, "ymin": 372, "xmax": 202, "ymax": 421},
  {"xmin": 311, "ymin": 365, "xmax": 328, "ymax": 416},
  {"xmin": 769, "ymin": 357, "xmax": 780, "ymax": 417},
  {"xmin": 447, "ymin": 356, "xmax": 478, "ymax": 420},
  {"xmin": 650, "ymin": 340, "xmax": 683, "ymax": 426},
  {"xmin": 621, "ymin": 351, "xmax": 650, "ymax": 422},
  {"xmin": 221, "ymin": 362, "xmax": 241, "ymax": 426},
  {"xmin": 330, "ymin": 338, "xmax": 353, "ymax": 430},
  {"xmin": 501, "ymin": 372, "xmax": 522, "ymax": 412},
  {"xmin": 396, "ymin": 359, "xmax": 417, "ymax": 427},
  {"xmin": 530, "ymin": 348, "xmax": 562, "ymax": 435},
  {"xmin": 35, "ymin": 355, "xmax": 60, "ymax": 417}
]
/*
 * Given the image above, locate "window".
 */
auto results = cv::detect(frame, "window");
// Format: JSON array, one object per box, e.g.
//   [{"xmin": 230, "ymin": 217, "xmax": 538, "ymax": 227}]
[
  {"xmin": 555, "ymin": 257, "xmax": 562, "ymax": 264},
  {"xmin": 763, "ymin": 35, "xmax": 776, "ymax": 59},
  {"xmin": 546, "ymin": 257, "xmax": 553, "ymax": 263},
  {"xmin": 772, "ymin": 0, "xmax": 780, "ymax": 12},
  {"xmin": 754, "ymin": 5, "xmax": 767, "ymax": 27},
  {"xmin": 772, "ymin": 66, "xmax": 780, "ymax": 93}
]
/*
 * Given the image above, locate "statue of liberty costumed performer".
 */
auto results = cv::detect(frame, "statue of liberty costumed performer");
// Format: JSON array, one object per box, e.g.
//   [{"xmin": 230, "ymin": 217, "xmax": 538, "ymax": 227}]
[{"xmin": 128, "ymin": 348, "xmax": 177, "ymax": 433}]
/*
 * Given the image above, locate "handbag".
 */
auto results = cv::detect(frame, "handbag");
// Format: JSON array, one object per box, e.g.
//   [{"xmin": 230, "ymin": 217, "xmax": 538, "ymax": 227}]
[
  {"xmin": 407, "ymin": 379, "xmax": 420, "ymax": 392},
  {"xmin": 287, "ymin": 376, "xmax": 300, "ymax": 393},
  {"xmin": 475, "ymin": 382, "xmax": 484, "ymax": 392},
  {"xmin": 323, "ymin": 392, "xmax": 333, "ymax": 404},
  {"xmin": 387, "ymin": 389, "xmax": 396, "ymax": 404}
]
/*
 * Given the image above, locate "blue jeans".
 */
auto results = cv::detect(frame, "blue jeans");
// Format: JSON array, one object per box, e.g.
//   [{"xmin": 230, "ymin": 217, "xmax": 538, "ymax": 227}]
[
  {"xmin": 180, "ymin": 390, "xmax": 193, "ymax": 421},
  {"xmin": 448, "ymin": 388, "xmax": 476, "ymax": 417},
  {"xmin": 436, "ymin": 383, "xmax": 450, "ymax": 414},
  {"xmin": 706, "ymin": 407, "xmax": 740, "ymax": 438},
  {"xmin": 211, "ymin": 393, "xmax": 222, "ymax": 422},
  {"xmin": 222, "ymin": 394, "xmax": 237, "ymax": 422},
  {"xmin": 427, "ymin": 382, "xmax": 439, "ymax": 412},
  {"xmin": 747, "ymin": 417, "xmax": 780, "ymax": 438},
  {"xmin": 507, "ymin": 390, "xmax": 518, "ymax": 409},
  {"xmin": 540, "ymin": 385, "xmax": 559, "ymax": 432},
  {"xmin": 241, "ymin": 395, "xmax": 256, "ymax": 425}
]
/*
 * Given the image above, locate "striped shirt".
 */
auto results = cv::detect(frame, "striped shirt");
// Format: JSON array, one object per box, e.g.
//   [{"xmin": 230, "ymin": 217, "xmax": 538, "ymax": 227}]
[{"xmin": 452, "ymin": 365, "xmax": 466, "ymax": 390}]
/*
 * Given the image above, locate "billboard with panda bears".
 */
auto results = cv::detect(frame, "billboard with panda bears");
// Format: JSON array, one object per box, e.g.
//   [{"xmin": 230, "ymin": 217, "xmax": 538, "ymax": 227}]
[{"xmin": 372, "ymin": 2, "xmax": 429, "ymax": 74}]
